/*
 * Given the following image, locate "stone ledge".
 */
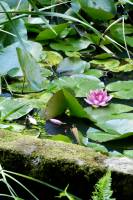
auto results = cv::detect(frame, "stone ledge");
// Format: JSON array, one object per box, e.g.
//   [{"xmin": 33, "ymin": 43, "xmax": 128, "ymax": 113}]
[{"xmin": 0, "ymin": 130, "xmax": 133, "ymax": 199}]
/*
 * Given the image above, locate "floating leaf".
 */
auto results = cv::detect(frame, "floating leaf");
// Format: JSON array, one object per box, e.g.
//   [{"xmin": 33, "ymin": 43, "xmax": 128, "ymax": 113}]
[
  {"xmin": 111, "ymin": 90, "xmax": 133, "ymax": 99},
  {"xmin": 41, "ymin": 51, "xmax": 63, "ymax": 67},
  {"xmin": 86, "ymin": 141, "xmax": 108, "ymax": 153},
  {"xmin": 87, "ymin": 127, "xmax": 119, "ymax": 142},
  {"xmin": 8, "ymin": 79, "xmax": 49, "ymax": 93},
  {"xmin": 0, "ymin": 123, "xmax": 25, "ymax": 132},
  {"xmin": 85, "ymin": 69, "xmax": 103, "ymax": 78},
  {"xmin": 41, "ymin": 68, "xmax": 53, "ymax": 77},
  {"xmin": 117, "ymin": 63, "xmax": 133, "ymax": 72},
  {"xmin": 78, "ymin": 0, "xmax": 116, "ymax": 21},
  {"xmin": 124, "ymin": 150, "xmax": 133, "ymax": 159},
  {"xmin": 51, "ymin": 75, "xmax": 104, "ymax": 97},
  {"xmin": 97, "ymin": 119, "xmax": 133, "ymax": 135},
  {"xmin": 0, "ymin": 98, "xmax": 33, "ymax": 121},
  {"xmin": 57, "ymin": 57, "xmax": 90, "ymax": 75},
  {"xmin": 85, "ymin": 103, "xmax": 133, "ymax": 121},
  {"xmin": 106, "ymin": 80, "xmax": 133, "ymax": 99},
  {"xmin": 63, "ymin": 89, "xmax": 89, "ymax": 119},
  {"xmin": 50, "ymin": 38, "xmax": 91, "ymax": 52},
  {"xmin": 110, "ymin": 23, "xmax": 133, "ymax": 47},
  {"xmin": 65, "ymin": 51, "xmax": 81, "ymax": 58},
  {"xmin": 106, "ymin": 80, "xmax": 133, "ymax": 91},
  {"xmin": 87, "ymin": 121, "xmax": 133, "ymax": 142},
  {"xmin": 90, "ymin": 59, "xmax": 120, "ymax": 72},
  {"xmin": 36, "ymin": 23, "xmax": 68, "ymax": 41},
  {"xmin": 48, "ymin": 134, "xmax": 72, "ymax": 143}
]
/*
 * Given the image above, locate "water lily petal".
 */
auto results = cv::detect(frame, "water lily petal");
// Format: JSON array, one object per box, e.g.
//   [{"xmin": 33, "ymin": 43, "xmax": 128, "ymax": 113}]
[
  {"xmin": 84, "ymin": 89, "xmax": 112, "ymax": 107},
  {"xmin": 49, "ymin": 118, "xmax": 66, "ymax": 125}
]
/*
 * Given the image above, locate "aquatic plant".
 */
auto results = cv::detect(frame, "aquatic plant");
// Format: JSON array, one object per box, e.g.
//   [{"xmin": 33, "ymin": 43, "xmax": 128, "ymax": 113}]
[
  {"xmin": 84, "ymin": 90, "xmax": 112, "ymax": 107},
  {"xmin": 92, "ymin": 171, "xmax": 115, "ymax": 200}
]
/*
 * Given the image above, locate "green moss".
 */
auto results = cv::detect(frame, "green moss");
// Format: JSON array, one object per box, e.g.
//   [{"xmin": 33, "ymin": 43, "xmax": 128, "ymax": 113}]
[
  {"xmin": 0, "ymin": 131, "xmax": 107, "ymax": 199},
  {"xmin": 0, "ymin": 130, "xmax": 106, "ymax": 172},
  {"xmin": 0, "ymin": 129, "xmax": 20, "ymax": 142}
]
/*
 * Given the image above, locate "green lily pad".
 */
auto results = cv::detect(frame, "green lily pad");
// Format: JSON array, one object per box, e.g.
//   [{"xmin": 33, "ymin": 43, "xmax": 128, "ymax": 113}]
[
  {"xmin": 47, "ymin": 134, "xmax": 72, "ymax": 143},
  {"xmin": 36, "ymin": 23, "xmax": 68, "ymax": 41},
  {"xmin": 110, "ymin": 23, "xmax": 133, "ymax": 47},
  {"xmin": 51, "ymin": 75, "xmax": 104, "ymax": 97},
  {"xmin": 0, "ymin": 98, "xmax": 33, "ymax": 121},
  {"xmin": 78, "ymin": 0, "xmax": 116, "ymax": 21},
  {"xmin": 41, "ymin": 51, "xmax": 63, "ymax": 67},
  {"xmin": 96, "ymin": 119, "xmax": 133, "ymax": 140},
  {"xmin": 85, "ymin": 69, "xmax": 103, "ymax": 78},
  {"xmin": 106, "ymin": 80, "xmax": 133, "ymax": 91},
  {"xmin": 57, "ymin": 57, "xmax": 90, "ymax": 75},
  {"xmin": 85, "ymin": 103, "xmax": 133, "ymax": 121},
  {"xmin": 90, "ymin": 59, "xmax": 120, "ymax": 72},
  {"xmin": 88, "ymin": 117, "xmax": 133, "ymax": 142},
  {"xmin": 112, "ymin": 90, "xmax": 133, "ymax": 99},
  {"xmin": 87, "ymin": 127, "xmax": 119, "ymax": 143},
  {"xmin": 50, "ymin": 38, "xmax": 91, "ymax": 52},
  {"xmin": 17, "ymin": 47, "xmax": 43, "ymax": 91},
  {"xmin": 45, "ymin": 89, "xmax": 90, "ymax": 120},
  {"xmin": 8, "ymin": 79, "xmax": 49, "ymax": 93},
  {"xmin": 63, "ymin": 89, "xmax": 89, "ymax": 119}
]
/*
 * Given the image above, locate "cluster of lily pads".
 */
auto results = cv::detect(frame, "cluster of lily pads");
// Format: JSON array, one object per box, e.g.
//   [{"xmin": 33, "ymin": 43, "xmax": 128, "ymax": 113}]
[{"xmin": 0, "ymin": 0, "xmax": 133, "ymax": 157}]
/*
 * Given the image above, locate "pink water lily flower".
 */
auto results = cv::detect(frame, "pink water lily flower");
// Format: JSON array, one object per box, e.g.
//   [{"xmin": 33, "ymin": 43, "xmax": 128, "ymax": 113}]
[{"xmin": 84, "ymin": 89, "xmax": 112, "ymax": 107}]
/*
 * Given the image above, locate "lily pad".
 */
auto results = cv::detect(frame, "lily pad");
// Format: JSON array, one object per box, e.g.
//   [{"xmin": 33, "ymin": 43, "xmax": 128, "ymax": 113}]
[
  {"xmin": 85, "ymin": 103, "xmax": 133, "ymax": 121},
  {"xmin": 0, "ymin": 98, "xmax": 33, "ymax": 121},
  {"xmin": 85, "ymin": 69, "xmax": 103, "ymax": 78},
  {"xmin": 0, "ymin": 40, "xmax": 43, "ymax": 77},
  {"xmin": 110, "ymin": 23, "xmax": 133, "ymax": 47},
  {"xmin": 97, "ymin": 119, "xmax": 133, "ymax": 136},
  {"xmin": 87, "ymin": 127, "xmax": 119, "ymax": 143},
  {"xmin": 57, "ymin": 57, "xmax": 90, "ymax": 75},
  {"xmin": 106, "ymin": 80, "xmax": 133, "ymax": 91},
  {"xmin": 51, "ymin": 75, "xmax": 104, "ymax": 97},
  {"xmin": 8, "ymin": 79, "xmax": 49, "ymax": 93},
  {"xmin": 90, "ymin": 59, "xmax": 120, "ymax": 72},
  {"xmin": 45, "ymin": 89, "xmax": 90, "ymax": 120},
  {"xmin": 41, "ymin": 51, "xmax": 63, "ymax": 67},
  {"xmin": 78, "ymin": 0, "xmax": 116, "ymax": 21},
  {"xmin": 112, "ymin": 90, "xmax": 133, "ymax": 99},
  {"xmin": 50, "ymin": 38, "xmax": 91, "ymax": 52},
  {"xmin": 36, "ymin": 23, "xmax": 68, "ymax": 41}
]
